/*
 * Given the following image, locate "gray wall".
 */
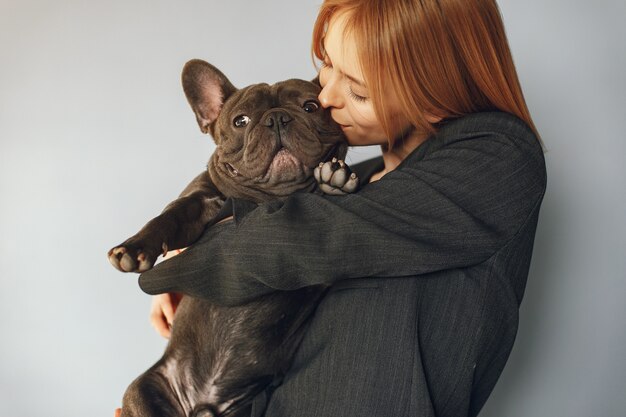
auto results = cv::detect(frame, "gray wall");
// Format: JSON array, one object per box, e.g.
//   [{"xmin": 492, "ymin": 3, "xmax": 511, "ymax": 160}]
[{"xmin": 0, "ymin": 1, "xmax": 624, "ymax": 416}]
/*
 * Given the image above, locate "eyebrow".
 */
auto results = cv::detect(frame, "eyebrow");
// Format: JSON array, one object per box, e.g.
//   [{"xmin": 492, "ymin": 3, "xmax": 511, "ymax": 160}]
[{"xmin": 345, "ymin": 72, "xmax": 366, "ymax": 88}]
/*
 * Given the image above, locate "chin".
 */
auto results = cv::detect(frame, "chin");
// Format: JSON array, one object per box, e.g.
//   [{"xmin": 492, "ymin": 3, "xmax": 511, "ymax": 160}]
[
  {"xmin": 345, "ymin": 134, "xmax": 386, "ymax": 147},
  {"xmin": 342, "ymin": 127, "xmax": 386, "ymax": 147}
]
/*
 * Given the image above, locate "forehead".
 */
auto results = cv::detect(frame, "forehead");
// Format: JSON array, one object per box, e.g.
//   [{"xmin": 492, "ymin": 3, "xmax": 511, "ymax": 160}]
[
  {"xmin": 323, "ymin": 12, "xmax": 363, "ymax": 79},
  {"xmin": 273, "ymin": 79, "xmax": 320, "ymax": 100},
  {"xmin": 223, "ymin": 80, "xmax": 319, "ymax": 113}
]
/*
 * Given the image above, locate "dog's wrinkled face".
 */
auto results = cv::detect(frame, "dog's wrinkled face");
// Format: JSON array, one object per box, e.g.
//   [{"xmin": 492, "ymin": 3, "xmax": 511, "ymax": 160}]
[{"xmin": 182, "ymin": 59, "xmax": 346, "ymax": 201}]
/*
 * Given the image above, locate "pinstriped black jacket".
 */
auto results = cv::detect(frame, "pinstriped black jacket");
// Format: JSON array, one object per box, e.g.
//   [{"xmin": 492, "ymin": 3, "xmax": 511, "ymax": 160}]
[{"xmin": 140, "ymin": 111, "xmax": 547, "ymax": 417}]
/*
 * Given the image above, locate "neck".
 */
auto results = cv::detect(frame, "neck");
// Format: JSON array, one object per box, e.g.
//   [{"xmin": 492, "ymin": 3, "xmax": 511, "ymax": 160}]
[{"xmin": 379, "ymin": 127, "xmax": 430, "ymax": 174}]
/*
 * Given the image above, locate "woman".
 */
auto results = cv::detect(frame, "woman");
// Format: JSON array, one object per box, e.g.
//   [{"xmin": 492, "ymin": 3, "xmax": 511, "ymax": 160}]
[{"xmin": 141, "ymin": 0, "xmax": 547, "ymax": 416}]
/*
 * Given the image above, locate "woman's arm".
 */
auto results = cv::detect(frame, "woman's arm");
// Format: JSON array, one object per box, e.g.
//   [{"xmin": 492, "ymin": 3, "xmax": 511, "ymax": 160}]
[{"xmin": 139, "ymin": 113, "xmax": 547, "ymax": 305}]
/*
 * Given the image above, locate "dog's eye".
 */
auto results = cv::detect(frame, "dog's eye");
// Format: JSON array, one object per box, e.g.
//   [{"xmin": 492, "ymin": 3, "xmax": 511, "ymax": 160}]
[
  {"xmin": 233, "ymin": 115, "xmax": 250, "ymax": 128},
  {"xmin": 303, "ymin": 100, "xmax": 320, "ymax": 113}
]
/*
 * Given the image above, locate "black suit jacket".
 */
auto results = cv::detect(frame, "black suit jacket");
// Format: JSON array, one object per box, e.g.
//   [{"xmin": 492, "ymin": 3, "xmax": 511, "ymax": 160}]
[{"xmin": 140, "ymin": 111, "xmax": 547, "ymax": 417}]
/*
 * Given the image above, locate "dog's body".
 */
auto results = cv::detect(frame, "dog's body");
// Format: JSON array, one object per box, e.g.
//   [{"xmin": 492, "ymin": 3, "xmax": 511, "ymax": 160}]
[
  {"xmin": 109, "ymin": 60, "xmax": 357, "ymax": 417},
  {"xmin": 122, "ymin": 287, "xmax": 327, "ymax": 417}
]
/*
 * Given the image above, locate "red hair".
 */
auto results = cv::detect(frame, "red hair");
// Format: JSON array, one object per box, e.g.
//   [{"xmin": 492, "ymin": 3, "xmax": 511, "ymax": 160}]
[{"xmin": 312, "ymin": 0, "xmax": 543, "ymax": 148}]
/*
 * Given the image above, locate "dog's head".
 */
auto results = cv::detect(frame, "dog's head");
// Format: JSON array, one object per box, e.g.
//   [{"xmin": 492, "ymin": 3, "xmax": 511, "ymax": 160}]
[{"xmin": 182, "ymin": 59, "xmax": 347, "ymax": 201}]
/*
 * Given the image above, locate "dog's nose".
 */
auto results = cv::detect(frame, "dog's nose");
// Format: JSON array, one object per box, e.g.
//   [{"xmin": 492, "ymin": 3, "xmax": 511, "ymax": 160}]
[{"xmin": 264, "ymin": 110, "xmax": 293, "ymax": 128}]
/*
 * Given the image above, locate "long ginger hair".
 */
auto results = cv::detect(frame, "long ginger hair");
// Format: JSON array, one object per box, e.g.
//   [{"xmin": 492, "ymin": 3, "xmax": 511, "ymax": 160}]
[{"xmin": 312, "ymin": 0, "xmax": 543, "ymax": 148}]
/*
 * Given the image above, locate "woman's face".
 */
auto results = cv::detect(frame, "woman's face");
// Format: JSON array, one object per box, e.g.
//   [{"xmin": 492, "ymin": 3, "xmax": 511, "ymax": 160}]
[{"xmin": 318, "ymin": 12, "xmax": 412, "ymax": 146}]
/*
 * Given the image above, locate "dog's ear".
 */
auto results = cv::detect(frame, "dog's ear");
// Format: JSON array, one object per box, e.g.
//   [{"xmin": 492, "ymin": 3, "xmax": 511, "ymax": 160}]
[
  {"xmin": 310, "ymin": 74, "xmax": 321, "ymax": 88},
  {"xmin": 182, "ymin": 59, "xmax": 237, "ymax": 134}
]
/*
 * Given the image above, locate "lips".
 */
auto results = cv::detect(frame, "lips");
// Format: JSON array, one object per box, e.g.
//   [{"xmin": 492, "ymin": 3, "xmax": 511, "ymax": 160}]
[
  {"xmin": 334, "ymin": 120, "xmax": 350, "ymax": 130},
  {"xmin": 334, "ymin": 119, "xmax": 349, "ymax": 128},
  {"xmin": 331, "ymin": 111, "xmax": 350, "ymax": 128}
]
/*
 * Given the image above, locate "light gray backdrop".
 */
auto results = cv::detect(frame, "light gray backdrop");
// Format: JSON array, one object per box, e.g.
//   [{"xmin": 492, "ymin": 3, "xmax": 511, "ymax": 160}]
[{"xmin": 0, "ymin": 1, "xmax": 624, "ymax": 416}]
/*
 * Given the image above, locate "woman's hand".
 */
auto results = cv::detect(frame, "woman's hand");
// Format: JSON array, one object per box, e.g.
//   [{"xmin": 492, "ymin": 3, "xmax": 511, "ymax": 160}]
[
  {"xmin": 149, "ymin": 248, "xmax": 187, "ymax": 338},
  {"xmin": 150, "ymin": 292, "xmax": 183, "ymax": 339}
]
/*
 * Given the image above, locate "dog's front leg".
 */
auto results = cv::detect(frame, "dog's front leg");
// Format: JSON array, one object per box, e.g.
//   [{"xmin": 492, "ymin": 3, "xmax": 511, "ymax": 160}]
[{"xmin": 108, "ymin": 171, "xmax": 224, "ymax": 273}]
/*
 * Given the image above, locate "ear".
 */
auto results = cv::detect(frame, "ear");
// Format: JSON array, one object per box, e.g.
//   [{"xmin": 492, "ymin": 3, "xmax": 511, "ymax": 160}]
[
  {"xmin": 182, "ymin": 59, "xmax": 237, "ymax": 134},
  {"xmin": 310, "ymin": 74, "xmax": 321, "ymax": 88}
]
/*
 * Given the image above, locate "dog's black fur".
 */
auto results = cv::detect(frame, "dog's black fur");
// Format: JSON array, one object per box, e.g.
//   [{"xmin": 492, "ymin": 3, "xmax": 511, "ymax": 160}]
[{"xmin": 108, "ymin": 60, "xmax": 357, "ymax": 417}]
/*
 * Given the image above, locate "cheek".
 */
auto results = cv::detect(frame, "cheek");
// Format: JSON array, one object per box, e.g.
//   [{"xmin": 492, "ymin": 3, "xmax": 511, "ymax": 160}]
[
  {"xmin": 343, "ymin": 104, "xmax": 388, "ymax": 145},
  {"xmin": 348, "ymin": 103, "xmax": 382, "ymax": 131}
]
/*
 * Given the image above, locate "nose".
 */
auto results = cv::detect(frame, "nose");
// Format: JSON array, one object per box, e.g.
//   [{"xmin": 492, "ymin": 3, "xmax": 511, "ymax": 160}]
[
  {"xmin": 318, "ymin": 73, "xmax": 343, "ymax": 109},
  {"xmin": 264, "ymin": 110, "xmax": 293, "ymax": 128}
]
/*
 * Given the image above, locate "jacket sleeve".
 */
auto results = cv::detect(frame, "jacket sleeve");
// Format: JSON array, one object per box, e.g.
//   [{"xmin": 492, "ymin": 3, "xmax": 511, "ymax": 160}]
[{"xmin": 139, "ymin": 122, "xmax": 546, "ymax": 305}]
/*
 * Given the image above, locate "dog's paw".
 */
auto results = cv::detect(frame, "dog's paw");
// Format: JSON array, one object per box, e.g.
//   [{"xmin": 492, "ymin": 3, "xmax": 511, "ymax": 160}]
[
  {"xmin": 108, "ymin": 237, "xmax": 168, "ymax": 273},
  {"xmin": 314, "ymin": 158, "xmax": 360, "ymax": 195}
]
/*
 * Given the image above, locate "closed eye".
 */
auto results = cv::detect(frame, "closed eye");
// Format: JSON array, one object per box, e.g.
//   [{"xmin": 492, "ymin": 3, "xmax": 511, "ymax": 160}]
[{"xmin": 346, "ymin": 85, "xmax": 368, "ymax": 103}]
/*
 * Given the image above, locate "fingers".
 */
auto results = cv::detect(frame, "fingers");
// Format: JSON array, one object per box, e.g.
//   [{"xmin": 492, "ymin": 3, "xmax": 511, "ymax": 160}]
[
  {"xmin": 150, "ymin": 295, "xmax": 172, "ymax": 339},
  {"xmin": 149, "ymin": 293, "xmax": 184, "ymax": 339},
  {"xmin": 150, "ymin": 309, "xmax": 171, "ymax": 339},
  {"xmin": 161, "ymin": 293, "xmax": 176, "ymax": 327},
  {"xmin": 115, "ymin": 408, "xmax": 121, "ymax": 417},
  {"xmin": 162, "ymin": 248, "xmax": 186, "ymax": 261}
]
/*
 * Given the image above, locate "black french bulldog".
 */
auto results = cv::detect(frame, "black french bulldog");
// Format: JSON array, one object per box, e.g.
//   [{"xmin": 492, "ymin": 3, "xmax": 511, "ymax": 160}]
[{"xmin": 108, "ymin": 59, "xmax": 359, "ymax": 417}]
